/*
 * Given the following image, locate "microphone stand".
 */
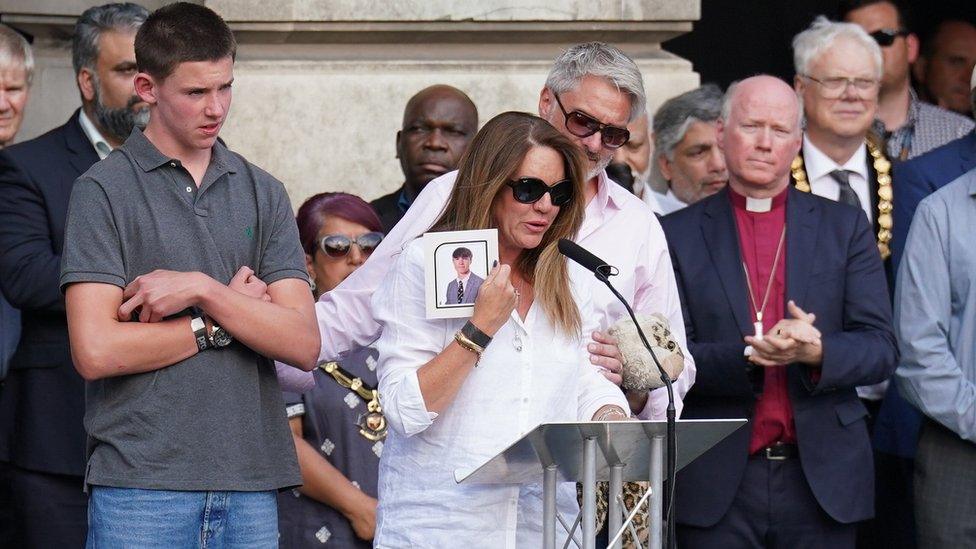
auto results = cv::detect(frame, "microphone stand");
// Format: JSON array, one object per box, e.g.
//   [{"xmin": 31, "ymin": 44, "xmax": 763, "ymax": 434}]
[{"xmin": 594, "ymin": 266, "xmax": 677, "ymax": 549}]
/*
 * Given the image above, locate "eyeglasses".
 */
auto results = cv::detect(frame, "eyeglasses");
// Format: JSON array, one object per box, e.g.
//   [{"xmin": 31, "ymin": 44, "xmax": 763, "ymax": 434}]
[
  {"xmin": 318, "ymin": 232, "xmax": 384, "ymax": 258},
  {"xmin": 868, "ymin": 28, "xmax": 909, "ymax": 47},
  {"xmin": 506, "ymin": 177, "xmax": 574, "ymax": 207},
  {"xmin": 552, "ymin": 93, "xmax": 630, "ymax": 149},
  {"xmin": 802, "ymin": 75, "xmax": 879, "ymax": 98}
]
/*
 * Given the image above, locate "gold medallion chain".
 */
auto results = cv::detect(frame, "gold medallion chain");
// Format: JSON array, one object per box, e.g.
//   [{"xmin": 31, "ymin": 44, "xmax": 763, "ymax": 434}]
[{"xmin": 790, "ymin": 139, "xmax": 892, "ymax": 259}]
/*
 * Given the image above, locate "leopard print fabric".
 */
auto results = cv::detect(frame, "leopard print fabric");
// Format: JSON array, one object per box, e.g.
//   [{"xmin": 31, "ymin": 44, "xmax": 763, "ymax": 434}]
[{"xmin": 576, "ymin": 481, "xmax": 649, "ymax": 547}]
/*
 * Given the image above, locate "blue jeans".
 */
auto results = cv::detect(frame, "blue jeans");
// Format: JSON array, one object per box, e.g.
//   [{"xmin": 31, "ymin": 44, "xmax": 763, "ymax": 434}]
[{"xmin": 87, "ymin": 486, "xmax": 278, "ymax": 548}]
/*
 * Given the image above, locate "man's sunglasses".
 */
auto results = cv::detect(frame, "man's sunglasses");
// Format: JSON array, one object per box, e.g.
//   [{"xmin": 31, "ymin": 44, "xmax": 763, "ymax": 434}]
[
  {"xmin": 318, "ymin": 232, "xmax": 384, "ymax": 258},
  {"xmin": 506, "ymin": 177, "xmax": 574, "ymax": 207},
  {"xmin": 869, "ymin": 28, "xmax": 909, "ymax": 47},
  {"xmin": 552, "ymin": 93, "xmax": 630, "ymax": 149}
]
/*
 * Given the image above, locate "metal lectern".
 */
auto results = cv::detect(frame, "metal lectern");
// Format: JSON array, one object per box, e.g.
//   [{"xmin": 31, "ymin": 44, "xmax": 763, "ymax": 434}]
[{"xmin": 455, "ymin": 419, "xmax": 746, "ymax": 549}]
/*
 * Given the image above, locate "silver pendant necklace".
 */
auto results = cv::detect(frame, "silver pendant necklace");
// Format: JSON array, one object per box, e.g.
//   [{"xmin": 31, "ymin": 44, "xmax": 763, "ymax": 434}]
[{"xmin": 742, "ymin": 225, "xmax": 787, "ymax": 340}]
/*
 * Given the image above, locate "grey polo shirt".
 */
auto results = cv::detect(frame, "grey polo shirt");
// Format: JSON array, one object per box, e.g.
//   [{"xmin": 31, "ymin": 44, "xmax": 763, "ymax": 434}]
[{"xmin": 60, "ymin": 129, "xmax": 305, "ymax": 491}]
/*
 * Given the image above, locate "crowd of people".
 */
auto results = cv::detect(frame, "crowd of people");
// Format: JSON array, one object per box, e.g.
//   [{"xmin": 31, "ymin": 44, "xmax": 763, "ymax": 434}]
[{"xmin": 0, "ymin": 1, "xmax": 974, "ymax": 548}]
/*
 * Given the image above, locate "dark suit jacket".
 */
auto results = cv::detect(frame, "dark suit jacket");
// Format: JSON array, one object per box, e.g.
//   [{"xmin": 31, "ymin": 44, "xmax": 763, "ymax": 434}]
[
  {"xmin": 0, "ymin": 294, "xmax": 18, "ymax": 379},
  {"xmin": 891, "ymin": 131, "xmax": 976, "ymax": 269},
  {"xmin": 0, "ymin": 110, "xmax": 99, "ymax": 476},
  {"xmin": 370, "ymin": 186, "xmax": 407, "ymax": 235},
  {"xmin": 445, "ymin": 273, "xmax": 483, "ymax": 305},
  {"xmin": 873, "ymin": 131, "xmax": 976, "ymax": 459},
  {"xmin": 661, "ymin": 187, "xmax": 897, "ymax": 527},
  {"xmin": 792, "ymin": 144, "xmax": 893, "ymax": 287}
]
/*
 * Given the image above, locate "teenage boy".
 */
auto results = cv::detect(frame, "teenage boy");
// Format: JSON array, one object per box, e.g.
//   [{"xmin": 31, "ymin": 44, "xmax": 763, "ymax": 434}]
[{"xmin": 60, "ymin": 3, "xmax": 320, "ymax": 545}]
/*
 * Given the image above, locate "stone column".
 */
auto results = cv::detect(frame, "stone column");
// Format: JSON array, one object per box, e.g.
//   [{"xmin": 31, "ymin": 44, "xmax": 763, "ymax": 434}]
[{"xmin": 4, "ymin": 0, "xmax": 700, "ymax": 206}]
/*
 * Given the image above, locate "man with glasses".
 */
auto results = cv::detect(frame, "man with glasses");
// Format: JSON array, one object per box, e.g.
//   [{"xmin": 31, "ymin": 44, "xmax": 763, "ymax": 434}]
[
  {"xmin": 792, "ymin": 17, "xmax": 892, "ymax": 277},
  {"xmin": 793, "ymin": 16, "xmax": 911, "ymax": 549},
  {"xmin": 840, "ymin": 1, "xmax": 973, "ymax": 161},
  {"xmin": 317, "ymin": 41, "xmax": 695, "ymax": 422}
]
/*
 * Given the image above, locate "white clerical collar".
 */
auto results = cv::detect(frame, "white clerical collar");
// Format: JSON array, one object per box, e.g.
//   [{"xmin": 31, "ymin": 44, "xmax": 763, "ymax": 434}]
[
  {"xmin": 745, "ymin": 196, "xmax": 772, "ymax": 212},
  {"xmin": 802, "ymin": 134, "xmax": 868, "ymax": 182},
  {"xmin": 78, "ymin": 110, "xmax": 113, "ymax": 160}
]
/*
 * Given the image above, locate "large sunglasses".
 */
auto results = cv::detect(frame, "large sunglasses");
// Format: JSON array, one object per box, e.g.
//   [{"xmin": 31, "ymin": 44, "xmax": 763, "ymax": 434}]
[
  {"xmin": 318, "ymin": 232, "xmax": 384, "ymax": 258},
  {"xmin": 506, "ymin": 177, "xmax": 574, "ymax": 207},
  {"xmin": 552, "ymin": 93, "xmax": 630, "ymax": 149},
  {"xmin": 869, "ymin": 28, "xmax": 909, "ymax": 47}
]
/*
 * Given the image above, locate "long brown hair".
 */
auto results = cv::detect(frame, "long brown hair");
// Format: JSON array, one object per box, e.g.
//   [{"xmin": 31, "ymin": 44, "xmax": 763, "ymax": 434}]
[{"xmin": 431, "ymin": 111, "xmax": 587, "ymax": 337}]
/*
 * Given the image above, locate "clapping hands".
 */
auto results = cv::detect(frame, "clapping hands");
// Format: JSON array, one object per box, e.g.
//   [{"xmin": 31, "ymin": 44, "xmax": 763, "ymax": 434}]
[{"xmin": 745, "ymin": 300, "xmax": 824, "ymax": 367}]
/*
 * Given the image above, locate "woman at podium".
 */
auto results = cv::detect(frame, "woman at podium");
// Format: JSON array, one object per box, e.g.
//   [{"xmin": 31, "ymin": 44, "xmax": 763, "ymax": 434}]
[{"xmin": 370, "ymin": 112, "xmax": 630, "ymax": 547}]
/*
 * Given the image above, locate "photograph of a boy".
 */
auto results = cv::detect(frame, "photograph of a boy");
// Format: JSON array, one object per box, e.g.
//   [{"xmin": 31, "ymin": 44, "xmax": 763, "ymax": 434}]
[{"xmin": 444, "ymin": 247, "xmax": 483, "ymax": 305}]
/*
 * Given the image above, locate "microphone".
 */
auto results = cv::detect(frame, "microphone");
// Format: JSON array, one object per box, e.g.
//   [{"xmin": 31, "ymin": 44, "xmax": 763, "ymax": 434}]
[
  {"xmin": 558, "ymin": 238, "xmax": 679, "ymax": 549},
  {"xmin": 557, "ymin": 239, "xmax": 616, "ymax": 279}
]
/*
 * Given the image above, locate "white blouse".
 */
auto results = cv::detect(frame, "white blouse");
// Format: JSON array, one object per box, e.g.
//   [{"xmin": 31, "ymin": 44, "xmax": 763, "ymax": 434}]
[{"xmin": 372, "ymin": 239, "xmax": 628, "ymax": 548}]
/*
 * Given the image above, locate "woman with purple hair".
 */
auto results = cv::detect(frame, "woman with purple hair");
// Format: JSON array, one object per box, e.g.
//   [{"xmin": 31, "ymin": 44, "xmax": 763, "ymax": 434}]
[{"xmin": 277, "ymin": 192, "xmax": 385, "ymax": 548}]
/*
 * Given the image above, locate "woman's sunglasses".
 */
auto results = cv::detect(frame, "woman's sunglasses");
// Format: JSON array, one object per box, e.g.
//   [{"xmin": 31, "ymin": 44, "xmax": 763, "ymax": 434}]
[
  {"xmin": 553, "ymin": 93, "xmax": 630, "ymax": 149},
  {"xmin": 318, "ymin": 232, "xmax": 384, "ymax": 258},
  {"xmin": 506, "ymin": 177, "xmax": 574, "ymax": 207}
]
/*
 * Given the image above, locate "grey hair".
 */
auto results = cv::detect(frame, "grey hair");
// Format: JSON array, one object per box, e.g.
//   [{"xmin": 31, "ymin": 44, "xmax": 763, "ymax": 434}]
[
  {"xmin": 0, "ymin": 24, "xmax": 33, "ymax": 86},
  {"xmin": 649, "ymin": 84, "xmax": 723, "ymax": 191},
  {"xmin": 653, "ymin": 84, "xmax": 724, "ymax": 162},
  {"xmin": 792, "ymin": 15, "xmax": 882, "ymax": 80},
  {"xmin": 545, "ymin": 42, "xmax": 647, "ymax": 122},
  {"xmin": 72, "ymin": 3, "xmax": 149, "ymax": 75}
]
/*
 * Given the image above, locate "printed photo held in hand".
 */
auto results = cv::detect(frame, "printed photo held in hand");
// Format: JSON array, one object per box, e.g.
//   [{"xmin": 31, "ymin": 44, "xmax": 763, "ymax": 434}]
[{"xmin": 424, "ymin": 228, "xmax": 498, "ymax": 318}]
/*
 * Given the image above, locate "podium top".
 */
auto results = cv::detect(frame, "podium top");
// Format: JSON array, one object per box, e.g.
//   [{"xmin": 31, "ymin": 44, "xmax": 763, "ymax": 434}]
[{"xmin": 455, "ymin": 419, "xmax": 746, "ymax": 484}]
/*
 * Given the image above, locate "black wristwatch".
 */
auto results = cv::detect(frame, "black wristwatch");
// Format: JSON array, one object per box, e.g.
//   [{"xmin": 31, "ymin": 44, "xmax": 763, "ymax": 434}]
[
  {"xmin": 208, "ymin": 322, "xmax": 234, "ymax": 348},
  {"xmin": 461, "ymin": 321, "xmax": 492, "ymax": 349},
  {"xmin": 191, "ymin": 315, "xmax": 210, "ymax": 351}
]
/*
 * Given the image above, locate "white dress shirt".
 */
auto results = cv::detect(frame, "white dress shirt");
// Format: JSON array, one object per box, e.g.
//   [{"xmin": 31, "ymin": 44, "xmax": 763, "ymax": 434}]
[
  {"xmin": 316, "ymin": 169, "xmax": 695, "ymax": 420},
  {"xmin": 802, "ymin": 135, "xmax": 873, "ymax": 223},
  {"xmin": 77, "ymin": 110, "xmax": 113, "ymax": 160},
  {"xmin": 372, "ymin": 239, "xmax": 627, "ymax": 547},
  {"xmin": 634, "ymin": 180, "xmax": 663, "ymax": 214},
  {"xmin": 653, "ymin": 188, "xmax": 688, "ymax": 216}
]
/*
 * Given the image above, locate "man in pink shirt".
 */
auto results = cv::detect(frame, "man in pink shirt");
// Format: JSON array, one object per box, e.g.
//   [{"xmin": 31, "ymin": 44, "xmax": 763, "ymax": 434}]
[{"xmin": 318, "ymin": 42, "xmax": 695, "ymax": 419}]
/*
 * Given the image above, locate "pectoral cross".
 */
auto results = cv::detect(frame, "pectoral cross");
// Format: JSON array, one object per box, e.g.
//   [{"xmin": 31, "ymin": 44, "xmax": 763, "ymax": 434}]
[{"xmin": 754, "ymin": 312, "xmax": 764, "ymax": 342}]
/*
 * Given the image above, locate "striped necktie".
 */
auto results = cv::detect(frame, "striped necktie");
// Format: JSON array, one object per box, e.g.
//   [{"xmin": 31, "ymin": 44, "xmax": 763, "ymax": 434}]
[
  {"xmin": 828, "ymin": 169, "xmax": 862, "ymax": 209},
  {"xmin": 457, "ymin": 279, "xmax": 464, "ymax": 303}
]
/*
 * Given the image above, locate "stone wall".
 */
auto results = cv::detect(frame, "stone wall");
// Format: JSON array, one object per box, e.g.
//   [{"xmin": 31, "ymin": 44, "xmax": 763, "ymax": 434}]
[{"xmin": 4, "ymin": 0, "xmax": 700, "ymax": 208}]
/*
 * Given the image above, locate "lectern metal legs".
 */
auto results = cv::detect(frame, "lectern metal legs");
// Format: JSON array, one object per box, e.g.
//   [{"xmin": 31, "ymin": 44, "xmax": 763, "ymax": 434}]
[
  {"xmin": 582, "ymin": 437, "xmax": 597, "ymax": 549},
  {"xmin": 544, "ymin": 465, "xmax": 558, "ymax": 549},
  {"xmin": 609, "ymin": 464, "xmax": 623, "ymax": 549},
  {"xmin": 649, "ymin": 434, "xmax": 664, "ymax": 549}
]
